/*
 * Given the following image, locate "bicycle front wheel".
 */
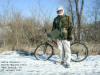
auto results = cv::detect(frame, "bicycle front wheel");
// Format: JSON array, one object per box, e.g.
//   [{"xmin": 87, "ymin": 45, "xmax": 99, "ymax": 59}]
[
  {"xmin": 34, "ymin": 42, "xmax": 53, "ymax": 61},
  {"xmin": 71, "ymin": 42, "xmax": 88, "ymax": 62}
]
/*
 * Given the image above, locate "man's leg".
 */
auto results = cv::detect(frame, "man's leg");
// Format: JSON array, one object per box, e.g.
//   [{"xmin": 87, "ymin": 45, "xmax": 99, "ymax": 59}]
[
  {"xmin": 56, "ymin": 40, "xmax": 64, "ymax": 64},
  {"xmin": 62, "ymin": 40, "xmax": 71, "ymax": 67}
]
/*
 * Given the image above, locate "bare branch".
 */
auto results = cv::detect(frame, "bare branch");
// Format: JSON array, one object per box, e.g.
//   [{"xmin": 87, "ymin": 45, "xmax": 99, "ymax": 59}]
[
  {"xmin": 68, "ymin": 0, "xmax": 74, "ymax": 25},
  {"xmin": 80, "ymin": 0, "xmax": 84, "ymax": 21}
]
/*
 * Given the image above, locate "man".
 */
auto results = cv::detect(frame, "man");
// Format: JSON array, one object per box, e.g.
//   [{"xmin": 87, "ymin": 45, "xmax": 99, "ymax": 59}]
[{"xmin": 52, "ymin": 6, "xmax": 73, "ymax": 68}]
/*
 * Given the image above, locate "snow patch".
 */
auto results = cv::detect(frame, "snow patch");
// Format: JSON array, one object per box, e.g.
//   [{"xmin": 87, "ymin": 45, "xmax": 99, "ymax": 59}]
[{"xmin": 0, "ymin": 51, "xmax": 100, "ymax": 75}]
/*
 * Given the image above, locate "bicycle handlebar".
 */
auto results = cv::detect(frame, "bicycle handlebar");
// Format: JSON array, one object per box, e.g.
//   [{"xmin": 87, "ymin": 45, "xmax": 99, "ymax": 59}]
[
  {"xmin": 44, "ymin": 29, "xmax": 52, "ymax": 41},
  {"xmin": 44, "ymin": 29, "xmax": 49, "ymax": 37}
]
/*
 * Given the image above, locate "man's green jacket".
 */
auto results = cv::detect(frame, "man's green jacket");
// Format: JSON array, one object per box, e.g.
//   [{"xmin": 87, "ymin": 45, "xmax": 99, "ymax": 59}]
[{"xmin": 52, "ymin": 14, "xmax": 73, "ymax": 40}]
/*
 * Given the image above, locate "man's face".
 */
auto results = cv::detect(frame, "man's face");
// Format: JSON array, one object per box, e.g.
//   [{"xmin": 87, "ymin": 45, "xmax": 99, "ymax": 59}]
[{"xmin": 57, "ymin": 10, "xmax": 63, "ymax": 15}]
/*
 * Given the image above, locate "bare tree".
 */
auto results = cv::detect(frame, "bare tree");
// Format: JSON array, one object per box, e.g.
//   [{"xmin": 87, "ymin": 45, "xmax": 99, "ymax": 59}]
[
  {"xmin": 68, "ymin": 0, "xmax": 74, "ymax": 25},
  {"xmin": 59, "ymin": 0, "xmax": 85, "ymax": 41},
  {"xmin": 75, "ymin": 0, "xmax": 84, "ymax": 41}
]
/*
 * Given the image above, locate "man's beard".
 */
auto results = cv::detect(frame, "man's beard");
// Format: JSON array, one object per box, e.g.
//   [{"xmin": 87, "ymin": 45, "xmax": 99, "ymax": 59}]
[{"xmin": 58, "ymin": 10, "xmax": 64, "ymax": 16}]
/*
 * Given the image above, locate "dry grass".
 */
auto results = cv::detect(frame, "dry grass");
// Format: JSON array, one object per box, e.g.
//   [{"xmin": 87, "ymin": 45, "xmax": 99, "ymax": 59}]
[
  {"xmin": 0, "ymin": 45, "xmax": 36, "ymax": 53},
  {"xmin": 0, "ymin": 42, "xmax": 100, "ymax": 56},
  {"xmin": 87, "ymin": 43, "xmax": 100, "ymax": 55}
]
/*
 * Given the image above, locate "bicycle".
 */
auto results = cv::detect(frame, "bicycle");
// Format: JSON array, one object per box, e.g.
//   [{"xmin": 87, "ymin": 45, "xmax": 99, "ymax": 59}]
[{"xmin": 34, "ymin": 29, "xmax": 88, "ymax": 62}]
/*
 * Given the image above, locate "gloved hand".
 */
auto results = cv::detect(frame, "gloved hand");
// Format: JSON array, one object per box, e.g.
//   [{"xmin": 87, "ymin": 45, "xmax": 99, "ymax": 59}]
[
  {"xmin": 60, "ymin": 32, "xmax": 64, "ymax": 38},
  {"xmin": 68, "ymin": 25, "xmax": 73, "ymax": 32},
  {"xmin": 67, "ymin": 35, "xmax": 72, "ymax": 41},
  {"xmin": 67, "ymin": 26, "xmax": 73, "ymax": 41}
]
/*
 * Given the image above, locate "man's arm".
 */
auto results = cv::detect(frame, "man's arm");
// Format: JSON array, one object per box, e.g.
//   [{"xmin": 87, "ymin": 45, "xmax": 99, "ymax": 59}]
[
  {"xmin": 68, "ymin": 17, "xmax": 73, "ymax": 33},
  {"xmin": 52, "ymin": 19, "xmax": 56, "ymax": 31},
  {"xmin": 67, "ymin": 16, "xmax": 73, "ymax": 41}
]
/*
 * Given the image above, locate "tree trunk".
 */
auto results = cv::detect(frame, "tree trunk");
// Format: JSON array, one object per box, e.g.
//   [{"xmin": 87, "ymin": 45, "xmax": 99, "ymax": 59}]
[
  {"xmin": 68, "ymin": 0, "xmax": 74, "ymax": 25},
  {"xmin": 75, "ymin": 0, "xmax": 84, "ymax": 41}
]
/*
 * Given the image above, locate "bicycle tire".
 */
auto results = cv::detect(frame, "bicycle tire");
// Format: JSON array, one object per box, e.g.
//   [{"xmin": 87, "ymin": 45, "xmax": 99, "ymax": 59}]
[
  {"xmin": 71, "ymin": 42, "xmax": 88, "ymax": 62},
  {"xmin": 34, "ymin": 42, "xmax": 53, "ymax": 61}
]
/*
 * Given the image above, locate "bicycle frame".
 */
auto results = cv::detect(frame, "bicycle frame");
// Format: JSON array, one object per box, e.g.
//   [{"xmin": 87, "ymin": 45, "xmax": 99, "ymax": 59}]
[{"xmin": 34, "ymin": 29, "xmax": 88, "ymax": 62}]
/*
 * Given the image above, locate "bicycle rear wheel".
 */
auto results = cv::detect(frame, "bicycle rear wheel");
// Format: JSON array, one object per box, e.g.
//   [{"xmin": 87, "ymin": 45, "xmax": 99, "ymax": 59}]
[
  {"xmin": 71, "ymin": 42, "xmax": 88, "ymax": 62},
  {"xmin": 34, "ymin": 42, "xmax": 53, "ymax": 60}
]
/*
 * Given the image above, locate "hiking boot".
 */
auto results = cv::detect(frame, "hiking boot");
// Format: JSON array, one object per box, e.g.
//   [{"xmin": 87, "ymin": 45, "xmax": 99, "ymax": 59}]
[
  {"xmin": 65, "ymin": 63, "xmax": 71, "ymax": 68},
  {"xmin": 56, "ymin": 61, "xmax": 64, "ymax": 65}
]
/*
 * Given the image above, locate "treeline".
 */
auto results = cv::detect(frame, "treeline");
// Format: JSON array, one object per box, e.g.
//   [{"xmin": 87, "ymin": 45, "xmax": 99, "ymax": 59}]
[
  {"xmin": 74, "ymin": 22, "xmax": 100, "ymax": 42},
  {"xmin": 0, "ymin": 11, "xmax": 100, "ymax": 50},
  {"xmin": 0, "ymin": 12, "xmax": 52, "ymax": 49}
]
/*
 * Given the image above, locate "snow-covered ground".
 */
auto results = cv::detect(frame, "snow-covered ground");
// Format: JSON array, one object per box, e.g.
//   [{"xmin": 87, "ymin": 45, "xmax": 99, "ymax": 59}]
[{"xmin": 0, "ymin": 51, "xmax": 100, "ymax": 75}]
